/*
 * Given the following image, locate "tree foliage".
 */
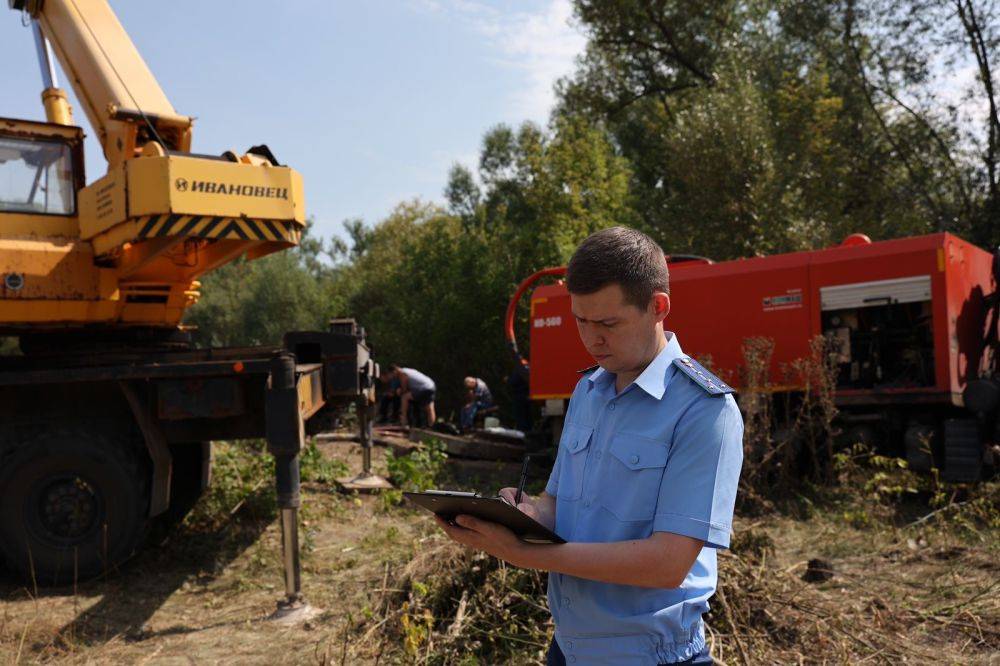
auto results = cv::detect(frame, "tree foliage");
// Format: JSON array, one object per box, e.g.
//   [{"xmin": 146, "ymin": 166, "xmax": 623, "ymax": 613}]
[
  {"xmin": 185, "ymin": 225, "xmax": 343, "ymax": 347},
  {"xmin": 559, "ymin": 0, "xmax": 999, "ymax": 257},
  {"xmin": 183, "ymin": 1, "xmax": 999, "ymax": 419},
  {"xmin": 338, "ymin": 119, "xmax": 634, "ymax": 412}
]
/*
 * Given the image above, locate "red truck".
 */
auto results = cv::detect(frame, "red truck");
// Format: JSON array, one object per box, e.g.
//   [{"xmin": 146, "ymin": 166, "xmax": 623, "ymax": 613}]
[{"xmin": 508, "ymin": 232, "xmax": 998, "ymax": 482}]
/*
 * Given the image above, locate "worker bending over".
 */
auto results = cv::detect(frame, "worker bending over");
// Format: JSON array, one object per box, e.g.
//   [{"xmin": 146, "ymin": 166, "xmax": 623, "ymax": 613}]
[
  {"xmin": 383, "ymin": 365, "xmax": 436, "ymax": 427},
  {"xmin": 460, "ymin": 376, "xmax": 494, "ymax": 430},
  {"xmin": 436, "ymin": 227, "xmax": 743, "ymax": 664}
]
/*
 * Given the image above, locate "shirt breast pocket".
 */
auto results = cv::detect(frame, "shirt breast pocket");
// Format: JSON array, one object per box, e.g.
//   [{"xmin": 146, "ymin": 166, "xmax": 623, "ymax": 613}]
[
  {"xmin": 602, "ymin": 434, "xmax": 670, "ymax": 522},
  {"xmin": 556, "ymin": 423, "xmax": 593, "ymax": 501}
]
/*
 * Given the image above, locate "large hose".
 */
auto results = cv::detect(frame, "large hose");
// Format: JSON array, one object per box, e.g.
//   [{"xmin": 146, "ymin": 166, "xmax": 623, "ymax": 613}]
[{"xmin": 504, "ymin": 266, "xmax": 567, "ymax": 367}]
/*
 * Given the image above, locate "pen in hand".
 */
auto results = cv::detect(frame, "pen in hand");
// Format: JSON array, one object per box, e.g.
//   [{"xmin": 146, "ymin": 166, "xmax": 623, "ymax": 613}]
[{"xmin": 514, "ymin": 454, "xmax": 530, "ymax": 506}]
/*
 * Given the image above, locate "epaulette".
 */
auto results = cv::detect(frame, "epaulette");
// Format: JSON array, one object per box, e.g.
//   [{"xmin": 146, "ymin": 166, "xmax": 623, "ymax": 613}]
[
  {"xmin": 577, "ymin": 364, "xmax": 600, "ymax": 374},
  {"xmin": 672, "ymin": 356, "xmax": 735, "ymax": 395}
]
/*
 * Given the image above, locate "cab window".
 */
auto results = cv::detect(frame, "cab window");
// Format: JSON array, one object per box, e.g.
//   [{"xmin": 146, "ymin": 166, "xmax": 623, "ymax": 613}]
[{"xmin": 0, "ymin": 136, "xmax": 75, "ymax": 215}]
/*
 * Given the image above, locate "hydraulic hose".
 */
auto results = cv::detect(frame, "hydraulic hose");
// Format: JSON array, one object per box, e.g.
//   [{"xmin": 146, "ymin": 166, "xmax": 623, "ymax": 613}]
[{"xmin": 504, "ymin": 266, "xmax": 567, "ymax": 367}]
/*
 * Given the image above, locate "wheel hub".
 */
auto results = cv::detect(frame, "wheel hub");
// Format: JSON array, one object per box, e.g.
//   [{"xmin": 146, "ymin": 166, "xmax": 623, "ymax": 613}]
[{"xmin": 36, "ymin": 476, "xmax": 99, "ymax": 541}]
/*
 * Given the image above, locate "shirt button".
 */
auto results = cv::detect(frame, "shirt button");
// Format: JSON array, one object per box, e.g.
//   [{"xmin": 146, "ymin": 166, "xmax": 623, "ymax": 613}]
[
  {"xmin": 569, "ymin": 657, "xmax": 577, "ymax": 663},
  {"xmin": 630, "ymin": 454, "xmax": 639, "ymax": 465},
  {"xmin": 567, "ymin": 641, "xmax": 574, "ymax": 650},
  {"xmin": 562, "ymin": 597, "xmax": 571, "ymax": 607},
  {"xmin": 609, "ymin": 402, "xmax": 616, "ymax": 410},
  {"xmin": 584, "ymin": 499, "xmax": 591, "ymax": 507},
  {"xmin": 595, "ymin": 450, "xmax": 602, "ymax": 460}
]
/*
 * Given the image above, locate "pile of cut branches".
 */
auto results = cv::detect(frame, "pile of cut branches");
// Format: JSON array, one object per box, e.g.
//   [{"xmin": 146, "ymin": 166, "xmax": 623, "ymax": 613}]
[{"xmin": 339, "ymin": 538, "xmax": 550, "ymax": 665}]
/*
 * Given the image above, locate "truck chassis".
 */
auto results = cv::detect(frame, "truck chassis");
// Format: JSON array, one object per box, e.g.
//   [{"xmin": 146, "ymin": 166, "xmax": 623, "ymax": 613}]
[{"xmin": 0, "ymin": 319, "xmax": 376, "ymax": 615}]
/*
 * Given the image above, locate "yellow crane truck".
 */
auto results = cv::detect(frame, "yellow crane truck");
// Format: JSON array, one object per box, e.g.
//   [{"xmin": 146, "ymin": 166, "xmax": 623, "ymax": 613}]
[{"xmin": 0, "ymin": 0, "xmax": 374, "ymax": 619}]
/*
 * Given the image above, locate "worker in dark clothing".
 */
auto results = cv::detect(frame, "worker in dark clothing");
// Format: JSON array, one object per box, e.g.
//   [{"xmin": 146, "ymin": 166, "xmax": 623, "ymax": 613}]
[
  {"xmin": 507, "ymin": 362, "xmax": 532, "ymax": 433},
  {"xmin": 377, "ymin": 373, "xmax": 401, "ymax": 424},
  {"xmin": 460, "ymin": 376, "xmax": 494, "ymax": 430}
]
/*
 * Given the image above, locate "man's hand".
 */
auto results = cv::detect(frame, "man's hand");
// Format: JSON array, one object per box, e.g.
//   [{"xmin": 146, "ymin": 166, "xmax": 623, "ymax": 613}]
[
  {"xmin": 430, "ymin": 494, "xmax": 702, "ymax": 588},
  {"xmin": 434, "ymin": 514, "xmax": 526, "ymax": 565},
  {"xmin": 498, "ymin": 488, "xmax": 555, "ymax": 531}
]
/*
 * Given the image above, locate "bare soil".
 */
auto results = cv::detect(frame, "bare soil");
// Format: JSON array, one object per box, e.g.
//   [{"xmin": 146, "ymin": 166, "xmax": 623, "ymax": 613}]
[{"xmin": 1, "ymin": 440, "xmax": 997, "ymax": 665}]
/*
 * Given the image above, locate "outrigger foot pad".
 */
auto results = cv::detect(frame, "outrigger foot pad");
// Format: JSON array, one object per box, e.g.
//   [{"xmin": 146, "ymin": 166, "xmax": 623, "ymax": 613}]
[
  {"xmin": 336, "ymin": 472, "xmax": 394, "ymax": 493},
  {"xmin": 268, "ymin": 596, "xmax": 321, "ymax": 625}
]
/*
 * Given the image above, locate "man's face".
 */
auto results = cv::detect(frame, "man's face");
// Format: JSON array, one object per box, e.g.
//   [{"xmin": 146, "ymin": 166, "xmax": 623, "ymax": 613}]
[{"xmin": 570, "ymin": 283, "xmax": 669, "ymax": 375}]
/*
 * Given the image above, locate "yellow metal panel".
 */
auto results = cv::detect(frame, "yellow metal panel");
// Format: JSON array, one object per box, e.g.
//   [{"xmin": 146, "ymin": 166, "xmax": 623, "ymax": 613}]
[
  {"xmin": 84, "ymin": 155, "xmax": 304, "ymax": 257},
  {"xmin": 78, "ymin": 165, "xmax": 127, "ymax": 239},
  {"xmin": 297, "ymin": 367, "xmax": 326, "ymax": 420},
  {"xmin": 89, "ymin": 220, "xmax": 134, "ymax": 256},
  {"xmin": 0, "ymin": 212, "xmax": 78, "ymax": 238},
  {"xmin": 127, "ymin": 157, "xmax": 172, "ymax": 217},
  {"xmin": 0, "ymin": 299, "xmax": 118, "ymax": 324},
  {"xmin": 119, "ymin": 302, "xmax": 175, "ymax": 324},
  {"xmin": 162, "ymin": 156, "xmax": 304, "ymax": 223},
  {"xmin": 0, "ymin": 239, "xmax": 101, "ymax": 299}
]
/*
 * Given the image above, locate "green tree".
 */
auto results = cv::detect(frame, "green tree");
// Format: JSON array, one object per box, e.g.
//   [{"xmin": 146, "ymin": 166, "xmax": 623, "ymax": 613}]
[
  {"xmin": 338, "ymin": 118, "xmax": 635, "ymax": 415},
  {"xmin": 558, "ymin": 0, "xmax": 994, "ymax": 257},
  {"xmin": 184, "ymin": 224, "xmax": 341, "ymax": 347}
]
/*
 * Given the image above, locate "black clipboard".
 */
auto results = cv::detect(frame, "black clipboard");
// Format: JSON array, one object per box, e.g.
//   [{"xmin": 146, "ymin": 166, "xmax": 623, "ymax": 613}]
[{"xmin": 404, "ymin": 490, "xmax": 566, "ymax": 544}]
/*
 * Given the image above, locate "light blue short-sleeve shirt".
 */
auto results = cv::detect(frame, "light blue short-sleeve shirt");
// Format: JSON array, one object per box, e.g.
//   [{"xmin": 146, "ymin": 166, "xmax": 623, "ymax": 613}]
[
  {"xmin": 544, "ymin": 332, "xmax": 744, "ymax": 664},
  {"xmin": 401, "ymin": 367, "xmax": 435, "ymax": 393}
]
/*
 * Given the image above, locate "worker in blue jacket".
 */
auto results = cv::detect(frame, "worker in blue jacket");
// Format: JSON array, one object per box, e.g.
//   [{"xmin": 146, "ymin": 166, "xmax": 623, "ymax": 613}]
[
  {"xmin": 437, "ymin": 226, "xmax": 744, "ymax": 664},
  {"xmin": 460, "ymin": 376, "xmax": 494, "ymax": 430}
]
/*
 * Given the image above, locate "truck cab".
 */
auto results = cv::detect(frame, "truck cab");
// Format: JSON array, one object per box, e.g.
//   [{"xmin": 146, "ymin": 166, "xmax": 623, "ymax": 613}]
[{"xmin": 0, "ymin": 118, "xmax": 83, "ymax": 235}]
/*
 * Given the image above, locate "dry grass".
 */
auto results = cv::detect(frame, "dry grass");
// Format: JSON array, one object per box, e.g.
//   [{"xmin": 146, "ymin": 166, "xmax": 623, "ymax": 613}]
[
  {"xmin": 710, "ymin": 485, "xmax": 1000, "ymax": 664},
  {"xmin": 1, "ymin": 423, "xmax": 997, "ymax": 664}
]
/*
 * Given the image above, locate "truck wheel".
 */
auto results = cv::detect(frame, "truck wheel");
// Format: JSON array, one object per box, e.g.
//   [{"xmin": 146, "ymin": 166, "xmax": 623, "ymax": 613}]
[{"xmin": 0, "ymin": 424, "xmax": 150, "ymax": 585}]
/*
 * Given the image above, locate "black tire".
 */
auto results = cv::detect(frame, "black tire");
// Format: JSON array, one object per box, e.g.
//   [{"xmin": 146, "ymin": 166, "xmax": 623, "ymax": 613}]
[{"xmin": 0, "ymin": 423, "xmax": 150, "ymax": 585}]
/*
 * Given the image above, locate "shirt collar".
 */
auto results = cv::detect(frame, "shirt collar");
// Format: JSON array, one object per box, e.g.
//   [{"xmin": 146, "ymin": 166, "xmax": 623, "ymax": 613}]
[{"xmin": 587, "ymin": 331, "xmax": 684, "ymax": 400}]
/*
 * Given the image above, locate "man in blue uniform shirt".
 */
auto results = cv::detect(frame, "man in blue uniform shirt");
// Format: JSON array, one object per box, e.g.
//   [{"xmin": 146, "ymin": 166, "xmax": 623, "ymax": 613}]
[{"xmin": 437, "ymin": 227, "xmax": 744, "ymax": 664}]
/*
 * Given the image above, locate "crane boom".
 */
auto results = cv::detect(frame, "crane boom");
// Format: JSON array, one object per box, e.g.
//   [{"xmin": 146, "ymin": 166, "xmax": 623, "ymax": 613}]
[
  {"xmin": 2, "ymin": 0, "xmax": 306, "ymax": 332},
  {"xmin": 14, "ymin": 0, "xmax": 192, "ymax": 166}
]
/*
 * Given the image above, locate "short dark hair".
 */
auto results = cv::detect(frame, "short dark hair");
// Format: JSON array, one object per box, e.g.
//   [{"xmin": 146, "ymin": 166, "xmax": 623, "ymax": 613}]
[{"xmin": 566, "ymin": 226, "xmax": 669, "ymax": 308}]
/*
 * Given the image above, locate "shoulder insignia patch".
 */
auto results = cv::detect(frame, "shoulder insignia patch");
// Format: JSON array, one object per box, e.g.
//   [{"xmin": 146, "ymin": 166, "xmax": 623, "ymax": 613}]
[
  {"xmin": 672, "ymin": 356, "xmax": 735, "ymax": 395},
  {"xmin": 577, "ymin": 364, "xmax": 600, "ymax": 374}
]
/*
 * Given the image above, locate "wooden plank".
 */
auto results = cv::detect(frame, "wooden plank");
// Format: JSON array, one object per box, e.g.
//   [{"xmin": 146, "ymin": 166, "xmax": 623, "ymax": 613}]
[{"xmin": 409, "ymin": 428, "xmax": 526, "ymax": 462}]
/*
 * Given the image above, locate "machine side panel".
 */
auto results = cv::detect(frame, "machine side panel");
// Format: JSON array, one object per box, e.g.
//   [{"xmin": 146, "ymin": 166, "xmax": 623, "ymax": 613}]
[
  {"xmin": 78, "ymin": 165, "xmax": 127, "ymax": 239},
  {"xmin": 945, "ymin": 235, "xmax": 994, "ymax": 397},
  {"xmin": 524, "ymin": 233, "xmax": 992, "ymax": 402},
  {"xmin": 670, "ymin": 254, "xmax": 813, "ymax": 388},
  {"xmin": 528, "ymin": 284, "xmax": 586, "ymax": 399}
]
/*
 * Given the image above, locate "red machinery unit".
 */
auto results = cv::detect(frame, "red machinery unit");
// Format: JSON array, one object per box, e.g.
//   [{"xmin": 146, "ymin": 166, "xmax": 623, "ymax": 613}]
[{"xmin": 509, "ymin": 233, "xmax": 997, "ymax": 481}]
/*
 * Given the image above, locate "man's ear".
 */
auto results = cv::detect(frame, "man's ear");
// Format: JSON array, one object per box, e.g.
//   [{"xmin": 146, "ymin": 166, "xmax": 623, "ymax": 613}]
[{"xmin": 651, "ymin": 292, "xmax": 670, "ymax": 321}]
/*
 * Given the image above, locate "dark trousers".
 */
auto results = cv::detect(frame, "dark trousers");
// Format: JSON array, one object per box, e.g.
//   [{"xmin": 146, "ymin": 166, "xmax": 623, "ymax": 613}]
[
  {"xmin": 378, "ymin": 394, "xmax": 400, "ymax": 422},
  {"xmin": 546, "ymin": 638, "xmax": 712, "ymax": 665}
]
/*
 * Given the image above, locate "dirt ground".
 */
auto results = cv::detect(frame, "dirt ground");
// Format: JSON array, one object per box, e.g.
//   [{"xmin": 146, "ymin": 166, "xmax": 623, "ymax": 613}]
[{"xmin": 1, "ymin": 439, "xmax": 997, "ymax": 665}]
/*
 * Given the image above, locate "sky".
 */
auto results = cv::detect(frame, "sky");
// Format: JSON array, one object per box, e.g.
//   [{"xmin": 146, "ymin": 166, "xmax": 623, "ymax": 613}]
[{"xmin": 0, "ymin": 0, "xmax": 586, "ymax": 241}]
